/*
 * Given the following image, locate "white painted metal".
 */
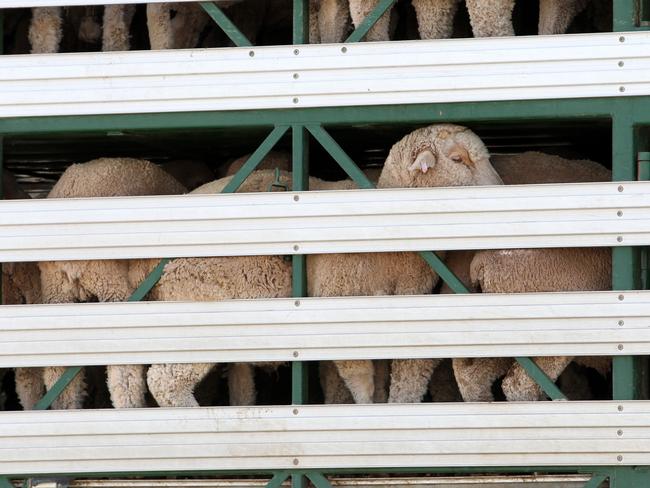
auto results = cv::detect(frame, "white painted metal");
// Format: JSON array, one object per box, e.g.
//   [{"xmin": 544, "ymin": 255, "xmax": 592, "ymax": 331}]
[
  {"xmin": 0, "ymin": 181, "xmax": 647, "ymax": 262},
  {"xmin": 0, "ymin": 31, "xmax": 648, "ymax": 117},
  {"xmin": 0, "ymin": 401, "xmax": 645, "ymax": 473},
  {"xmin": 13, "ymin": 475, "xmax": 595, "ymax": 488},
  {"xmin": 2, "ymin": 0, "xmax": 237, "ymax": 7},
  {"xmin": 0, "ymin": 290, "xmax": 642, "ymax": 367}
]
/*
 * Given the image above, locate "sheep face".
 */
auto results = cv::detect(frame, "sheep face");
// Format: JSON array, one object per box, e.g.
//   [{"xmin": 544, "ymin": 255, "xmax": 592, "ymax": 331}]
[{"xmin": 379, "ymin": 124, "xmax": 503, "ymax": 189}]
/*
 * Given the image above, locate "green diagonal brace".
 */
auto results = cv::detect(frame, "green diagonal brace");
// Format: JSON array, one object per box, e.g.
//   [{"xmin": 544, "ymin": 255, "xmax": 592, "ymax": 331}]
[
  {"xmin": 199, "ymin": 2, "xmax": 252, "ymax": 47},
  {"xmin": 0, "ymin": 478, "xmax": 13, "ymax": 488},
  {"xmin": 345, "ymin": 0, "xmax": 396, "ymax": 42},
  {"xmin": 266, "ymin": 472, "xmax": 290, "ymax": 488},
  {"xmin": 515, "ymin": 357, "xmax": 567, "ymax": 401},
  {"xmin": 128, "ymin": 258, "xmax": 170, "ymax": 302},
  {"xmin": 34, "ymin": 366, "xmax": 83, "ymax": 410},
  {"xmin": 306, "ymin": 472, "xmax": 333, "ymax": 488}
]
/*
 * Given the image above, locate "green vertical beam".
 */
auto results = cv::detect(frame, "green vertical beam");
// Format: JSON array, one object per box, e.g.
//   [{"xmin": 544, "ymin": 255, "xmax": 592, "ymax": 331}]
[
  {"xmin": 291, "ymin": 125, "xmax": 309, "ymax": 488},
  {"xmin": 293, "ymin": 0, "xmax": 310, "ymax": 44},
  {"xmin": 613, "ymin": 0, "xmax": 638, "ymax": 31},
  {"xmin": 345, "ymin": 0, "xmax": 396, "ymax": 42},
  {"xmin": 0, "ymin": 477, "xmax": 12, "ymax": 488},
  {"xmin": 199, "ymin": 2, "xmax": 252, "ymax": 47}
]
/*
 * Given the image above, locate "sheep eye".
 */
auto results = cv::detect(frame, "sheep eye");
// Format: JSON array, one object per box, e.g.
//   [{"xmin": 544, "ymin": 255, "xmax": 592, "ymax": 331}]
[{"xmin": 451, "ymin": 154, "xmax": 463, "ymax": 163}]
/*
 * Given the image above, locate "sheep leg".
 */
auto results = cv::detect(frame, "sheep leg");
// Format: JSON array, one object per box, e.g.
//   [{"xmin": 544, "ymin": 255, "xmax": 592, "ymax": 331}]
[
  {"xmin": 373, "ymin": 359, "xmax": 390, "ymax": 403},
  {"xmin": 502, "ymin": 356, "xmax": 573, "ymax": 401},
  {"xmin": 411, "ymin": 0, "xmax": 462, "ymax": 40},
  {"xmin": 147, "ymin": 3, "xmax": 175, "ymax": 50},
  {"xmin": 348, "ymin": 0, "xmax": 392, "ymax": 42},
  {"xmin": 388, "ymin": 358, "xmax": 439, "ymax": 403},
  {"xmin": 318, "ymin": 0, "xmax": 350, "ymax": 43},
  {"xmin": 452, "ymin": 357, "xmax": 512, "ymax": 402},
  {"xmin": 102, "ymin": 4, "xmax": 137, "ymax": 51},
  {"xmin": 228, "ymin": 363, "xmax": 256, "ymax": 406},
  {"xmin": 465, "ymin": 0, "xmax": 515, "ymax": 38},
  {"xmin": 334, "ymin": 359, "xmax": 374, "ymax": 403},
  {"xmin": 320, "ymin": 361, "xmax": 354, "ymax": 403},
  {"xmin": 14, "ymin": 367, "xmax": 45, "ymax": 410},
  {"xmin": 538, "ymin": 0, "xmax": 589, "ymax": 35},
  {"xmin": 147, "ymin": 363, "xmax": 214, "ymax": 407},
  {"xmin": 29, "ymin": 7, "xmax": 63, "ymax": 53}
]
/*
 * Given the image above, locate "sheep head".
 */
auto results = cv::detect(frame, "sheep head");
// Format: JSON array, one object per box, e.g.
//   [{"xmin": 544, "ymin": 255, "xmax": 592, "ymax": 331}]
[{"xmin": 378, "ymin": 124, "xmax": 503, "ymax": 189}]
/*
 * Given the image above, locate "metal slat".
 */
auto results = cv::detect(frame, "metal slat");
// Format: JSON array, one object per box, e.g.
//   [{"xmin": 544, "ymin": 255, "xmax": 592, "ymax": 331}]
[
  {"xmin": 0, "ymin": 181, "xmax": 648, "ymax": 262},
  {"xmin": 2, "ymin": 1, "xmax": 237, "ymax": 7},
  {"xmin": 0, "ymin": 402, "xmax": 645, "ymax": 474},
  {"xmin": 0, "ymin": 291, "xmax": 643, "ymax": 367},
  {"xmin": 0, "ymin": 32, "xmax": 649, "ymax": 117}
]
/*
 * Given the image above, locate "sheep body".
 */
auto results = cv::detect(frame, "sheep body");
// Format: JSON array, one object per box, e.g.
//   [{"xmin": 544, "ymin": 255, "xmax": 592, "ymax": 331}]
[{"xmin": 33, "ymin": 158, "xmax": 186, "ymax": 410}]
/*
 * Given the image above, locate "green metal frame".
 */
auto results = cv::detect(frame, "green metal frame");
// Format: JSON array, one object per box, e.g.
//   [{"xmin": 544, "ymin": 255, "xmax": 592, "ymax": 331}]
[{"xmin": 2, "ymin": 0, "xmax": 650, "ymax": 487}]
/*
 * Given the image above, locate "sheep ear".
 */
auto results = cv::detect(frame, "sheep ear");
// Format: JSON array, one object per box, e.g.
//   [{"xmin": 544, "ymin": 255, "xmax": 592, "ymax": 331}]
[{"xmin": 408, "ymin": 150, "xmax": 436, "ymax": 174}]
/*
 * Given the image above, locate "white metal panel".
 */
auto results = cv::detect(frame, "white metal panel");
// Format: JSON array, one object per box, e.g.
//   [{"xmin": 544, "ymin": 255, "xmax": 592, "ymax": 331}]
[
  {"xmin": 2, "ymin": 1, "xmax": 236, "ymax": 7},
  {"xmin": 0, "ymin": 31, "xmax": 648, "ymax": 117},
  {"xmin": 0, "ymin": 401, "xmax": 647, "ymax": 474},
  {"xmin": 0, "ymin": 290, "xmax": 642, "ymax": 367},
  {"xmin": 0, "ymin": 181, "xmax": 647, "ymax": 262}
]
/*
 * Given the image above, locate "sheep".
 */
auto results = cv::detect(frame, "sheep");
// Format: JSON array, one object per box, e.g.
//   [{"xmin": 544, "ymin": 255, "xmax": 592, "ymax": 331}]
[
  {"xmin": 446, "ymin": 152, "xmax": 612, "ymax": 402},
  {"xmin": 310, "ymin": 0, "xmax": 351, "ymax": 43},
  {"xmin": 160, "ymin": 160, "xmax": 216, "ymax": 191},
  {"xmin": 223, "ymin": 150, "xmax": 292, "ymax": 177},
  {"xmin": 28, "ymin": 6, "xmax": 136, "ymax": 53},
  {"xmin": 31, "ymin": 158, "xmax": 186, "ymax": 410},
  {"xmin": 309, "ymin": 124, "xmax": 503, "ymax": 405}
]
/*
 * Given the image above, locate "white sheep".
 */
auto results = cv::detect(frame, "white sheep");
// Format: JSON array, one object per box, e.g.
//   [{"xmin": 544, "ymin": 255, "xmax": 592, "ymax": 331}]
[
  {"xmin": 310, "ymin": 124, "xmax": 503, "ymax": 405},
  {"xmin": 446, "ymin": 152, "xmax": 612, "ymax": 402},
  {"xmin": 29, "ymin": 5, "xmax": 136, "ymax": 53},
  {"xmin": 31, "ymin": 158, "xmax": 186, "ymax": 410}
]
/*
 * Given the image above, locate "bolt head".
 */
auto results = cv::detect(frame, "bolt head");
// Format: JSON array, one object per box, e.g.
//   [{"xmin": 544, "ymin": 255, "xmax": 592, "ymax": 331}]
[
  {"xmin": 617, "ymin": 210, "xmax": 623, "ymax": 217},
  {"xmin": 619, "ymin": 320, "xmax": 625, "ymax": 326},
  {"xmin": 249, "ymin": 51, "xmax": 255, "ymax": 57},
  {"xmin": 294, "ymin": 195, "xmax": 300, "ymax": 201},
  {"xmin": 293, "ymin": 244, "xmax": 299, "ymax": 251},
  {"xmin": 618, "ymin": 455, "xmax": 624, "ymax": 462},
  {"xmin": 618, "ymin": 344, "xmax": 624, "ymax": 351},
  {"xmin": 294, "ymin": 49, "xmax": 300, "ymax": 55},
  {"xmin": 617, "ymin": 236, "xmax": 623, "ymax": 243},
  {"xmin": 341, "ymin": 46, "xmax": 347, "ymax": 53},
  {"xmin": 294, "ymin": 300, "xmax": 301, "ymax": 306},
  {"xmin": 293, "ymin": 351, "xmax": 299, "ymax": 358},
  {"xmin": 619, "ymin": 294, "xmax": 625, "ymax": 301},
  {"xmin": 293, "ymin": 408, "xmax": 299, "ymax": 415},
  {"xmin": 619, "ymin": 36, "xmax": 625, "ymax": 42},
  {"xmin": 618, "ymin": 405, "xmax": 624, "ymax": 411},
  {"xmin": 619, "ymin": 86, "xmax": 626, "ymax": 93},
  {"xmin": 618, "ymin": 429, "xmax": 624, "ymax": 436},
  {"xmin": 618, "ymin": 185, "xmax": 624, "ymax": 192},
  {"xmin": 619, "ymin": 61, "xmax": 624, "ymax": 67},
  {"xmin": 293, "ymin": 458, "xmax": 299, "ymax": 465}
]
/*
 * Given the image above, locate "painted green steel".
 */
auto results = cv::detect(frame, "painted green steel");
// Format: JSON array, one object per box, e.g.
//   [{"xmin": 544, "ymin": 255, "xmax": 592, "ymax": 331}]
[
  {"xmin": 418, "ymin": 251, "xmax": 469, "ymax": 294},
  {"xmin": 306, "ymin": 473, "xmax": 332, "ymax": 488},
  {"xmin": 513, "ymin": 357, "xmax": 568, "ymax": 401},
  {"xmin": 345, "ymin": 0, "xmax": 396, "ymax": 43},
  {"xmin": 34, "ymin": 366, "xmax": 83, "ymax": 410},
  {"xmin": 642, "ymin": 0, "xmax": 650, "ymax": 24},
  {"xmin": 199, "ymin": 2, "xmax": 252, "ymax": 47},
  {"xmin": 222, "ymin": 125, "xmax": 289, "ymax": 193},
  {"xmin": 0, "ymin": 478, "xmax": 12, "ymax": 488},
  {"xmin": 583, "ymin": 474, "xmax": 608, "ymax": 488},
  {"xmin": 266, "ymin": 472, "xmax": 289, "ymax": 488},
  {"xmin": 128, "ymin": 258, "xmax": 170, "ymax": 302},
  {"xmin": 613, "ymin": 0, "xmax": 639, "ymax": 31},
  {"xmin": 292, "ymin": 0, "xmax": 309, "ymax": 44}
]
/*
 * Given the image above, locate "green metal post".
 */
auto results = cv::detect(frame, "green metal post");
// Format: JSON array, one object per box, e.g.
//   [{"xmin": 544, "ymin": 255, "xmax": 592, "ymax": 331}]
[
  {"xmin": 293, "ymin": 0, "xmax": 310, "ymax": 44},
  {"xmin": 613, "ymin": 0, "xmax": 638, "ymax": 31},
  {"xmin": 345, "ymin": 0, "xmax": 396, "ymax": 42},
  {"xmin": 199, "ymin": 2, "xmax": 252, "ymax": 47},
  {"xmin": 291, "ymin": 124, "xmax": 309, "ymax": 488},
  {"xmin": 0, "ymin": 477, "xmax": 12, "ymax": 488}
]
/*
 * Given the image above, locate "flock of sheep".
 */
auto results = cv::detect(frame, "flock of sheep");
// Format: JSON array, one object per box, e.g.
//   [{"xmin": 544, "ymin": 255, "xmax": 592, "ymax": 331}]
[
  {"xmin": 16, "ymin": 0, "xmax": 609, "ymax": 54},
  {"xmin": 3, "ymin": 123, "xmax": 612, "ymax": 410}
]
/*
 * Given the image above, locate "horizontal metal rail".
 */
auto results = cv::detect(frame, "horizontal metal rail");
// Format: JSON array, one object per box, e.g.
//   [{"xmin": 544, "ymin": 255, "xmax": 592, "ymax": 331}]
[
  {"xmin": 0, "ymin": 291, "xmax": 644, "ymax": 367},
  {"xmin": 0, "ymin": 401, "xmax": 646, "ymax": 474},
  {"xmin": 0, "ymin": 181, "xmax": 648, "ymax": 262},
  {"xmin": 4, "ymin": 475, "xmax": 598, "ymax": 488},
  {"xmin": 0, "ymin": 31, "xmax": 649, "ymax": 118},
  {"xmin": 2, "ymin": 0, "xmax": 237, "ymax": 7}
]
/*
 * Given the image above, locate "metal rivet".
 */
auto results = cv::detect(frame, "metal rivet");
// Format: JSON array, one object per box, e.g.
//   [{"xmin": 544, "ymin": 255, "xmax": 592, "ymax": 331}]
[
  {"xmin": 249, "ymin": 50, "xmax": 255, "ymax": 57},
  {"xmin": 293, "ymin": 459, "xmax": 299, "ymax": 465},
  {"xmin": 294, "ymin": 49, "xmax": 300, "ymax": 55},
  {"xmin": 619, "ymin": 294, "xmax": 625, "ymax": 301},
  {"xmin": 618, "ymin": 455, "xmax": 624, "ymax": 462},
  {"xmin": 293, "ymin": 408, "xmax": 299, "ymax": 415},
  {"xmin": 294, "ymin": 195, "xmax": 300, "ymax": 201},
  {"xmin": 617, "ymin": 210, "xmax": 623, "ymax": 217},
  {"xmin": 619, "ymin": 61, "xmax": 624, "ymax": 67},
  {"xmin": 619, "ymin": 86, "xmax": 626, "ymax": 93},
  {"xmin": 293, "ymin": 244, "xmax": 299, "ymax": 251},
  {"xmin": 293, "ymin": 73, "xmax": 299, "ymax": 79},
  {"xmin": 293, "ymin": 351, "xmax": 299, "ymax": 358},
  {"xmin": 618, "ymin": 344, "xmax": 624, "ymax": 351},
  {"xmin": 619, "ymin": 320, "xmax": 625, "ymax": 326},
  {"xmin": 618, "ymin": 185, "xmax": 624, "ymax": 192},
  {"xmin": 293, "ymin": 97, "xmax": 299, "ymax": 104},
  {"xmin": 617, "ymin": 236, "xmax": 623, "ymax": 242},
  {"xmin": 618, "ymin": 405, "xmax": 624, "ymax": 411},
  {"xmin": 341, "ymin": 46, "xmax": 347, "ymax": 53},
  {"xmin": 619, "ymin": 36, "xmax": 625, "ymax": 42},
  {"xmin": 618, "ymin": 429, "xmax": 624, "ymax": 436},
  {"xmin": 294, "ymin": 300, "xmax": 300, "ymax": 307}
]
